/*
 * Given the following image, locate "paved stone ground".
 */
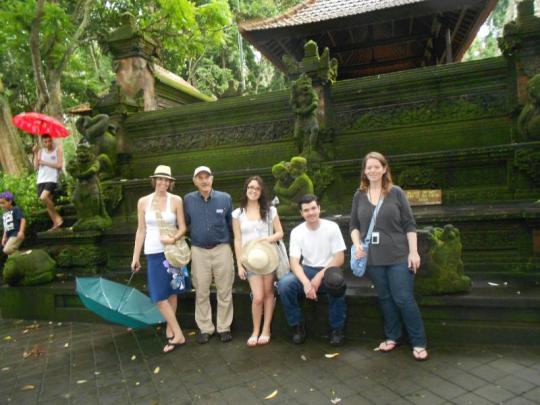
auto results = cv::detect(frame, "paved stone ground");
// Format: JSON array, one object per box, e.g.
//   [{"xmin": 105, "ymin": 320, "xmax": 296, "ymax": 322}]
[{"xmin": 0, "ymin": 319, "xmax": 539, "ymax": 405}]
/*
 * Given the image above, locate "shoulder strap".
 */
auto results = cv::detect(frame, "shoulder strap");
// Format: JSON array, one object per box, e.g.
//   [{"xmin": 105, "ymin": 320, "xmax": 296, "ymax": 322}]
[
  {"xmin": 147, "ymin": 193, "xmax": 155, "ymax": 211},
  {"xmin": 267, "ymin": 210, "xmax": 273, "ymax": 237},
  {"xmin": 166, "ymin": 193, "xmax": 172, "ymax": 212},
  {"xmin": 364, "ymin": 197, "xmax": 384, "ymax": 245}
]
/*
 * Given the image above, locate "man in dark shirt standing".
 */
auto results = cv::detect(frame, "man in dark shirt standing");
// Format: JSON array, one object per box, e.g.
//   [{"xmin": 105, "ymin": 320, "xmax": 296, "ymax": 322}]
[{"xmin": 184, "ymin": 166, "xmax": 234, "ymax": 343}]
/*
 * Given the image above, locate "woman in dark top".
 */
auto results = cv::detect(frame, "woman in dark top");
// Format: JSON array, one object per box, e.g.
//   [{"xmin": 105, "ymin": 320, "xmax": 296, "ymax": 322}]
[{"xmin": 349, "ymin": 151, "xmax": 428, "ymax": 361}]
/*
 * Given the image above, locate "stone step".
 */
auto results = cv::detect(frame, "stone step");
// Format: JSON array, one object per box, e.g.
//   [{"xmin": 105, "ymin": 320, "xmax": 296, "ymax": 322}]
[{"xmin": 1, "ymin": 277, "xmax": 539, "ymax": 346}]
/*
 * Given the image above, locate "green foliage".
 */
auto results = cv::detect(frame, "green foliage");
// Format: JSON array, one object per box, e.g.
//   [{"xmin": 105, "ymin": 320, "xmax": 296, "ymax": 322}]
[
  {"xmin": 463, "ymin": 0, "xmax": 514, "ymax": 61},
  {"xmin": 0, "ymin": 172, "xmax": 42, "ymax": 225},
  {"xmin": 0, "ymin": 0, "xmax": 301, "ymax": 125}
]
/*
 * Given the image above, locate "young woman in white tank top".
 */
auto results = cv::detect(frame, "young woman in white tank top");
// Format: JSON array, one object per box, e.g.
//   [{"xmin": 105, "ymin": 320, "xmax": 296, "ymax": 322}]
[
  {"xmin": 232, "ymin": 176, "xmax": 284, "ymax": 347},
  {"xmin": 131, "ymin": 166, "xmax": 188, "ymax": 353}
]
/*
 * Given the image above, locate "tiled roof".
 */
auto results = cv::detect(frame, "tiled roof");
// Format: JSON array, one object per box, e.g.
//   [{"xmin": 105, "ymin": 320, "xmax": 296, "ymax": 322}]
[{"xmin": 241, "ymin": 0, "xmax": 425, "ymax": 31}]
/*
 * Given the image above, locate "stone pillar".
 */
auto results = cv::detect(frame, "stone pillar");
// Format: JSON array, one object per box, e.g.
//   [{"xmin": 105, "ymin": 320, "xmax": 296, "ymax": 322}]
[
  {"xmin": 105, "ymin": 13, "xmax": 160, "ymax": 111},
  {"xmin": 499, "ymin": 0, "xmax": 540, "ymax": 104}
]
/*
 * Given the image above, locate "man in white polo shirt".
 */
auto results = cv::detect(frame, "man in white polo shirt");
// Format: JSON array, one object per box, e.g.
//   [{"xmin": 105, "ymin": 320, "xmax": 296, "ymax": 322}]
[{"xmin": 277, "ymin": 194, "xmax": 347, "ymax": 346}]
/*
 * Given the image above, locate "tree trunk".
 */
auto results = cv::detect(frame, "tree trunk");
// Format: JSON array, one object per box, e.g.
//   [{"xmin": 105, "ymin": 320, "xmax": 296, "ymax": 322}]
[
  {"xmin": 45, "ymin": 72, "xmax": 63, "ymax": 120},
  {"xmin": 0, "ymin": 79, "xmax": 31, "ymax": 175}
]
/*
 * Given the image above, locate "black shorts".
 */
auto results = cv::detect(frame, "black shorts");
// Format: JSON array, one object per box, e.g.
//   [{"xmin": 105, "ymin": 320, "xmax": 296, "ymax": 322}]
[{"xmin": 37, "ymin": 182, "xmax": 57, "ymax": 198}]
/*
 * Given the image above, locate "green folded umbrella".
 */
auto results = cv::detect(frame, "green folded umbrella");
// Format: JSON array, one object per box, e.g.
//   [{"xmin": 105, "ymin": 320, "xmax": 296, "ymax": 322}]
[{"xmin": 76, "ymin": 276, "xmax": 164, "ymax": 329}]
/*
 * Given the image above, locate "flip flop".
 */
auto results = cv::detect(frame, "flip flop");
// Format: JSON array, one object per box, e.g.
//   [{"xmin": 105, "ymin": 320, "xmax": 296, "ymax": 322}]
[
  {"xmin": 378, "ymin": 340, "xmax": 398, "ymax": 352},
  {"xmin": 257, "ymin": 335, "xmax": 271, "ymax": 345},
  {"xmin": 413, "ymin": 347, "xmax": 429, "ymax": 361},
  {"xmin": 163, "ymin": 339, "xmax": 186, "ymax": 354},
  {"xmin": 246, "ymin": 336, "xmax": 258, "ymax": 347}
]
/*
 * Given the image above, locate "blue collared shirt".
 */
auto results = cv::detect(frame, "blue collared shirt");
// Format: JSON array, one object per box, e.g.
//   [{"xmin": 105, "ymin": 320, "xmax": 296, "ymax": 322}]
[{"xmin": 184, "ymin": 189, "xmax": 233, "ymax": 247}]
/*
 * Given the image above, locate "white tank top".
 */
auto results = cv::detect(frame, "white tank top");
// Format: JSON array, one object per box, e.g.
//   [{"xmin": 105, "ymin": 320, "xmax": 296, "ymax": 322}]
[
  {"xmin": 144, "ymin": 193, "xmax": 177, "ymax": 255},
  {"xmin": 37, "ymin": 147, "xmax": 59, "ymax": 184}
]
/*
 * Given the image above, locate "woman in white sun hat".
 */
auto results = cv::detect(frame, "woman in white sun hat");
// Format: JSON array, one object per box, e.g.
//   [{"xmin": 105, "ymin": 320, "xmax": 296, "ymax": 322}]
[{"xmin": 131, "ymin": 165, "xmax": 188, "ymax": 354}]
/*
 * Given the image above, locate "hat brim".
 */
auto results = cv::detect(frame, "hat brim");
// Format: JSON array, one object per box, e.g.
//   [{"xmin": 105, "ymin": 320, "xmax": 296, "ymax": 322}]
[{"xmin": 150, "ymin": 174, "xmax": 176, "ymax": 181}]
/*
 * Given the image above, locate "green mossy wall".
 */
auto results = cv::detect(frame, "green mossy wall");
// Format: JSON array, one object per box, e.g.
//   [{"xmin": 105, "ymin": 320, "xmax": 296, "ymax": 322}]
[{"xmin": 111, "ymin": 56, "xmax": 539, "ymax": 279}]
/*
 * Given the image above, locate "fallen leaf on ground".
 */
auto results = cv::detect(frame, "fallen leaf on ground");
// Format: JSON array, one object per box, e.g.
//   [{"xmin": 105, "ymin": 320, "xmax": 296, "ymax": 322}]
[
  {"xmin": 153, "ymin": 366, "xmax": 160, "ymax": 374},
  {"xmin": 300, "ymin": 354, "xmax": 307, "ymax": 361},
  {"xmin": 76, "ymin": 380, "xmax": 87, "ymax": 384},
  {"xmin": 64, "ymin": 343, "xmax": 69, "ymax": 348},
  {"xmin": 22, "ymin": 330, "xmax": 29, "ymax": 334},
  {"xmin": 331, "ymin": 398, "xmax": 342, "ymax": 404},
  {"xmin": 135, "ymin": 381, "xmax": 140, "ymax": 386},
  {"xmin": 26, "ymin": 324, "xmax": 39, "ymax": 330},
  {"xmin": 94, "ymin": 371, "xmax": 100, "ymax": 375},
  {"xmin": 325, "ymin": 353, "xmax": 340, "ymax": 358},
  {"xmin": 131, "ymin": 355, "xmax": 136, "ymax": 361},
  {"xmin": 373, "ymin": 347, "xmax": 380, "ymax": 351},
  {"xmin": 21, "ymin": 385, "xmax": 35, "ymax": 391},
  {"xmin": 188, "ymin": 331, "xmax": 196, "ymax": 336},
  {"xmin": 22, "ymin": 345, "xmax": 45, "ymax": 359},
  {"xmin": 1, "ymin": 367, "xmax": 10, "ymax": 372},
  {"xmin": 3, "ymin": 336, "xmax": 12, "ymax": 341},
  {"xmin": 264, "ymin": 389, "xmax": 278, "ymax": 399}
]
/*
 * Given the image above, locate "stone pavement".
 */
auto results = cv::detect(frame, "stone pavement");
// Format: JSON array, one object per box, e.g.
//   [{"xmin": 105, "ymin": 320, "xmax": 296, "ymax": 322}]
[{"xmin": 0, "ymin": 319, "xmax": 539, "ymax": 405}]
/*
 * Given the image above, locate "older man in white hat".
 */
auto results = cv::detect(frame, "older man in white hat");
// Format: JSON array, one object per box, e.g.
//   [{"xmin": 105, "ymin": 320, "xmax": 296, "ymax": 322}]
[{"xmin": 183, "ymin": 166, "xmax": 234, "ymax": 344}]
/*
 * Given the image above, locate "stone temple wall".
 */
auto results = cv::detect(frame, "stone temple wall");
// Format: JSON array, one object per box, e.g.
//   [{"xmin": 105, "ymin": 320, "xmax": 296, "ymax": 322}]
[{"xmin": 109, "ymin": 52, "xmax": 539, "ymax": 280}]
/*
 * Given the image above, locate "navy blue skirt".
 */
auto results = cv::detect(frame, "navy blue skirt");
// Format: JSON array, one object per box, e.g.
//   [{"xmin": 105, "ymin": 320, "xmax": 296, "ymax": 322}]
[{"xmin": 146, "ymin": 252, "xmax": 180, "ymax": 303}]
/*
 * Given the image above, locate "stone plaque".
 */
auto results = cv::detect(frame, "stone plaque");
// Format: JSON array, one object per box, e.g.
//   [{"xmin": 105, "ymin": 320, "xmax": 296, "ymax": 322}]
[{"xmin": 405, "ymin": 189, "xmax": 442, "ymax": 206}]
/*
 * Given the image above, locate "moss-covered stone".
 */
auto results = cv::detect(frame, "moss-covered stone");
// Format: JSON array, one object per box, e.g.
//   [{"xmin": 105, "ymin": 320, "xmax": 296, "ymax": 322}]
[
  {"xmin": 273, "ymin": 156, "xmax": 314, "ymax": 216},
  {"xmin": 517, "ymin": 73, "xmax": 540, "ymax": 141},
  {"xmin": 67, "ymin": 143, "xmax": 113, "ymax": 232},
  {"xmin": 3, "ymin": 249, "xmax": 56, "ymax": 286},
  {"xmin": 416, "ymin": 225, "xmax": 471, "ymax": 295},
  {"xmin": 55, "ymin": 246, "xmax": 107, "ymax": 274}
]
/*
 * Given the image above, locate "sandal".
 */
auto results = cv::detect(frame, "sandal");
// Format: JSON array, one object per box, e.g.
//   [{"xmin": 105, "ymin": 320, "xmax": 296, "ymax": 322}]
[
  {"xmin": 413, "ymin": 347, "xmax": 429, "ymax": 361},
  {"xmin": 257, "ymin": 335, "xmax": 271, "ymax": 345},
  {"xmin": 163, "ymin": 339, "xmax": 186, "ymax": 354},
  {"xmin": 378, "ymin": 340, "xmax": 398, "ymax": 352},
  {"xmin": 246, "ymin": 336, "xmax": 258, "ymax": 347}
]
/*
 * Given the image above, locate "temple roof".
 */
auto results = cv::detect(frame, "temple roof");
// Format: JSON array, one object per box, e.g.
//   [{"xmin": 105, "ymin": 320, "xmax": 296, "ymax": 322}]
[{"xmin": 240, "ymin": 0, "xmax": 498, "ymax": 79}]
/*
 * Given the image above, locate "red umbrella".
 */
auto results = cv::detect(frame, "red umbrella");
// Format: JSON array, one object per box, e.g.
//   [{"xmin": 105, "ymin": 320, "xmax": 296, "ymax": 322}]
[{"xmin": 12, "ymin": 112, "xmax": 69, "ymax": 138}]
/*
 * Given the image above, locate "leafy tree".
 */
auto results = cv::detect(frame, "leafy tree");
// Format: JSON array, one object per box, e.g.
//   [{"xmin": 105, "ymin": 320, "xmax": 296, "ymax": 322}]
[{"xmin": 463, "ymin": 0, "xmax": 515, "ymax": 61}]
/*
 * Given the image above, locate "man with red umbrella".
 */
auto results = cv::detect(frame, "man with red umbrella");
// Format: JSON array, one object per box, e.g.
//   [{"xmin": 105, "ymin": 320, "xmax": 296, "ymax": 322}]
[
  {"xmin": 33, "ymin": 135, "xmax": 63, "ymax": 230},
  {"xmin": 13, "ymin": 112, "xmax": 68, "ymax": 231}
]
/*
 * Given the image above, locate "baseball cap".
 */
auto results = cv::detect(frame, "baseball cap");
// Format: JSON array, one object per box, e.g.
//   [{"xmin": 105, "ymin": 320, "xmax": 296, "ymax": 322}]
[{"xmin": 193, "ymin": 166, "xmax": 212, "ymax": 177}]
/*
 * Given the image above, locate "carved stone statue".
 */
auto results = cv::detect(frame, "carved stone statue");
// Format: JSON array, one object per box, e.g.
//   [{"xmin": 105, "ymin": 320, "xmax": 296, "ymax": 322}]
[
  {"xmin": 75, "ymin": 114, "xmax": 118, "ymax": 180},
  {"xmin": 67, "ymin": 143, "xmax": 112, "ymax": 231},
  {"xmin": 517, "ymin": 73, "xmax": 540, "ymax": 141},
  {"xmin": 3, "ymin": 249, "xmax": 56, "ymax": 286},
  {"xmin": 416, "ymin": 224, "xmax": 471, "ymax": 295},
  {"xmin": 273, "ymin": 156, "xmax": 314, "ymax": 216},
  {"xmin": 272, "ymin": 161, "xmax": 293, "ymax": 207},
  {"xmin": 291, "ymin": 74, "xmax": 320, "ymax": 159}
]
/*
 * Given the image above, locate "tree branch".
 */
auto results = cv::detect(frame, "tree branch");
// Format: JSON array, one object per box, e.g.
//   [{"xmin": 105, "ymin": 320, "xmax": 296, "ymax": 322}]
[
  {"xmin": 53, "ymin": 0, "xmax": 94, "ymax": 77},
  {"xmin": 30, "ymin": 0, "xmax": 49, "ymax": 111}
]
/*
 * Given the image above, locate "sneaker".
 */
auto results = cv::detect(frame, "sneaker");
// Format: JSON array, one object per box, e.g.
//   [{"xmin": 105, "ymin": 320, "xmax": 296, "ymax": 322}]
[
  {"xmin": 329, "ymin": 329, "xmax": 345, "ymax": 346},
  {"xmin": 291, "ymin": 322, "xmax": 306, "ymax": 344},
  {"xmin": 197, "ymin": 332, "xmax": 212, "ymax": 344},
  {"xmin": 219, "ymin": 331, "xmax": 232, "ymax": 343}
]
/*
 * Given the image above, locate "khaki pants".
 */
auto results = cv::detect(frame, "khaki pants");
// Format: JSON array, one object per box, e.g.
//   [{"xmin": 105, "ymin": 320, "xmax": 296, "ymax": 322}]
[
  {"xmin": 191, "ymin": 244, "xmax": 234, "ymax": 334},
  {"xmin": 3, "ymin": 237, "xmax": 22, "ymax": 255}
]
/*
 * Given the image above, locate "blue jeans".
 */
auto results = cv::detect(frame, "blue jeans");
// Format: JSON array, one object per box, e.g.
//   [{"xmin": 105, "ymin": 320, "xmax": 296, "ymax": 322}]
[
  {"xmin": 277, "ymin": 265, "xmax": 347, "ymax": 330},
  {"xmin": 367, "ymin": 262, "xmax": 427, "ymax": 347}
]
